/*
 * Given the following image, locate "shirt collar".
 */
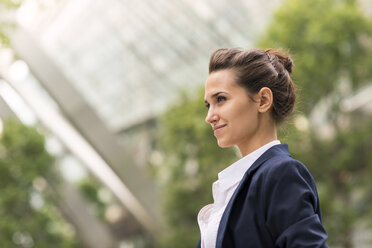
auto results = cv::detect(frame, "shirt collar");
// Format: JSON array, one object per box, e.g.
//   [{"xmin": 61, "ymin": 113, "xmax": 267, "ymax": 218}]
[{"xmin": 217, "ymin": 140, "xmax": 281, "ymax": 192}]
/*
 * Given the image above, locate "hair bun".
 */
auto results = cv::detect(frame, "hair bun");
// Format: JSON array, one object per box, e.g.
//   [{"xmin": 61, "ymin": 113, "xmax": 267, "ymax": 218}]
[
  {"xmin": 283, "ymin": 56, "xmax": 293, "ymax": 74},
  {"xmin": 265, "ymin": 48, "xmax": 294, "ymax": 74}
]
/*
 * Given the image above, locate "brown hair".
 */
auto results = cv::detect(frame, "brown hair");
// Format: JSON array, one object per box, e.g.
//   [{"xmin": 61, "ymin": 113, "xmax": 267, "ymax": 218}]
[{"xmin": 209, "ymin": 48, "xmax": 296, "ymax": 124}]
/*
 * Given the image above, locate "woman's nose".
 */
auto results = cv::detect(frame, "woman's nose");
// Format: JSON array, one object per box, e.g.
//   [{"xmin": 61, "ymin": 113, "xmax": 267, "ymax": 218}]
[{"xmin": 205, "ymin": 108, "xmax": 218, "ymax": 124}]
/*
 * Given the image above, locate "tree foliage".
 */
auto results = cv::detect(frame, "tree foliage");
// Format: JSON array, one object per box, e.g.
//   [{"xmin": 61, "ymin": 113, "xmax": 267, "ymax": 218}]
[
  {"xmin": 0, "ymin": 119, "xmax": 80, "ymax": 247},
  {"xmin": 260, "ymin": 0, "xmax": 372, "ymax": 114}
]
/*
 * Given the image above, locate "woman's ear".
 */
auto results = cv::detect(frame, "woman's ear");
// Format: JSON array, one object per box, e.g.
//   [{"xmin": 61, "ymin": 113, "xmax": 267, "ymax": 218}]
[{"xmin": 257, "ymin": 87, "xmax": 273, "ymax": 113}]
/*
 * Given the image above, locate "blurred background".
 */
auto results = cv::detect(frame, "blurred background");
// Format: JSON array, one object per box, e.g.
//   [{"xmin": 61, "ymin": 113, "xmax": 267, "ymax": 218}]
[{"xmin": 0, "ymin": 0, "xmax": 371, "ymax": 247}]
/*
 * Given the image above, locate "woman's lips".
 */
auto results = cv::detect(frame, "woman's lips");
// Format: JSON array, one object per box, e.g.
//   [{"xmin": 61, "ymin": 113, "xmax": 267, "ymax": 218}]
[{"xmin": 213, "ymin": 124, "xmax": 227, "ymax": 134}]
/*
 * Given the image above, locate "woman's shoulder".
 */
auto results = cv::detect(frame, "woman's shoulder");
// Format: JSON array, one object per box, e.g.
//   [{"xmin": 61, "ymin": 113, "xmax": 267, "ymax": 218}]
[
  {"xmin": 254, "ymin": 150, "xmax": 318, "ymax": 193},
  {"xmin": 257, "ymin": 144, "xmax": 309, "ymax": 173}
]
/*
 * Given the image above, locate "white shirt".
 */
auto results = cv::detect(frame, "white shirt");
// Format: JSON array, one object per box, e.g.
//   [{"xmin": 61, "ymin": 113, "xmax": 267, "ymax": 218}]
[{"xmin": 197, "ymin": 140, "xmax": 281, "ymax": 248}]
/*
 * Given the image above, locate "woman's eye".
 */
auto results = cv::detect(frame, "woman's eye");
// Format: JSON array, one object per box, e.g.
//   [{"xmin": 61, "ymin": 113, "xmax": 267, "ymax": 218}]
[
  {"xmin": 217, "ymin": 96, "xmax": 226, "ymax": 103},
  {"xmin": 205, "ymin": 103, "xmax": 210, "ymax": 109}
]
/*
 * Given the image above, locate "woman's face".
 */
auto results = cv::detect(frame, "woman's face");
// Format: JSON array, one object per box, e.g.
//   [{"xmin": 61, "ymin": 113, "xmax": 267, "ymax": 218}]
[{"xmin": 204, "ymin": 69, "xmax": 261, "ymax": 152}]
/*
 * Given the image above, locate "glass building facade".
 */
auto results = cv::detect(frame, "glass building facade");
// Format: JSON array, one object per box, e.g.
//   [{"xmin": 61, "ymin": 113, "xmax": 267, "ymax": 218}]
[{"xmin": 17, "ymin": 0, "xmax": 280, "ymax": 131}]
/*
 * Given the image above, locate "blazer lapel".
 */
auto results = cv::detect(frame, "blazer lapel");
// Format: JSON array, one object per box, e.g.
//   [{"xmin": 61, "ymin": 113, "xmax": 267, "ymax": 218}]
[{"xmin": 215, "ymin": 144, "xmax": 290, "ymax": 248}]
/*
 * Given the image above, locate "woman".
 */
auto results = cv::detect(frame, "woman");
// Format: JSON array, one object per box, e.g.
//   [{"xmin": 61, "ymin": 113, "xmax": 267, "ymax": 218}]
[{"xmin": 197, "ymin": 48, "xmax": 328, "ymax": 248}]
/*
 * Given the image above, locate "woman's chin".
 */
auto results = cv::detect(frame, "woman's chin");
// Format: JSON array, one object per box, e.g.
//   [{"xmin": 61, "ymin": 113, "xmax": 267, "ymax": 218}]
[{"xmin": 217, "ymin": 140, "xmax": 233, "ymax": 148}]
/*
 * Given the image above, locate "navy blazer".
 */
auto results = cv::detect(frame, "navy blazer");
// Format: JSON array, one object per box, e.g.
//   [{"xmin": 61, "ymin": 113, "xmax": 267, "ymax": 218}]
[{"xmin": 197, "ymin": 144, "xmax": 328, "ymax": 248}]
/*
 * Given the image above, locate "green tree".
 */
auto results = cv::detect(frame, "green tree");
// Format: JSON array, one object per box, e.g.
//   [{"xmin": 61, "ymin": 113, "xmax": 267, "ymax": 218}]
[
  {"xmin": 151, "ymin": 91, "xmax": 238, "ymax": 248},
  {"xmin": 0, "ymin": 119, "xmax": 80, "ymax": 247},
  {"xmin": 260, "ymin": 0, "xmax": 372, "ymax": 114},
  {"xmin": 259, "ymin": 0, "xmax": 372, "ymax": 247}
]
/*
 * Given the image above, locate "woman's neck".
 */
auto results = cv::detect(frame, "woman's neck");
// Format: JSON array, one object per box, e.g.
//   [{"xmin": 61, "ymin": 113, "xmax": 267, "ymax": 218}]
[{"xmin": 238, "ymin": 118, "xmax": 277, "ymax": 157}]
